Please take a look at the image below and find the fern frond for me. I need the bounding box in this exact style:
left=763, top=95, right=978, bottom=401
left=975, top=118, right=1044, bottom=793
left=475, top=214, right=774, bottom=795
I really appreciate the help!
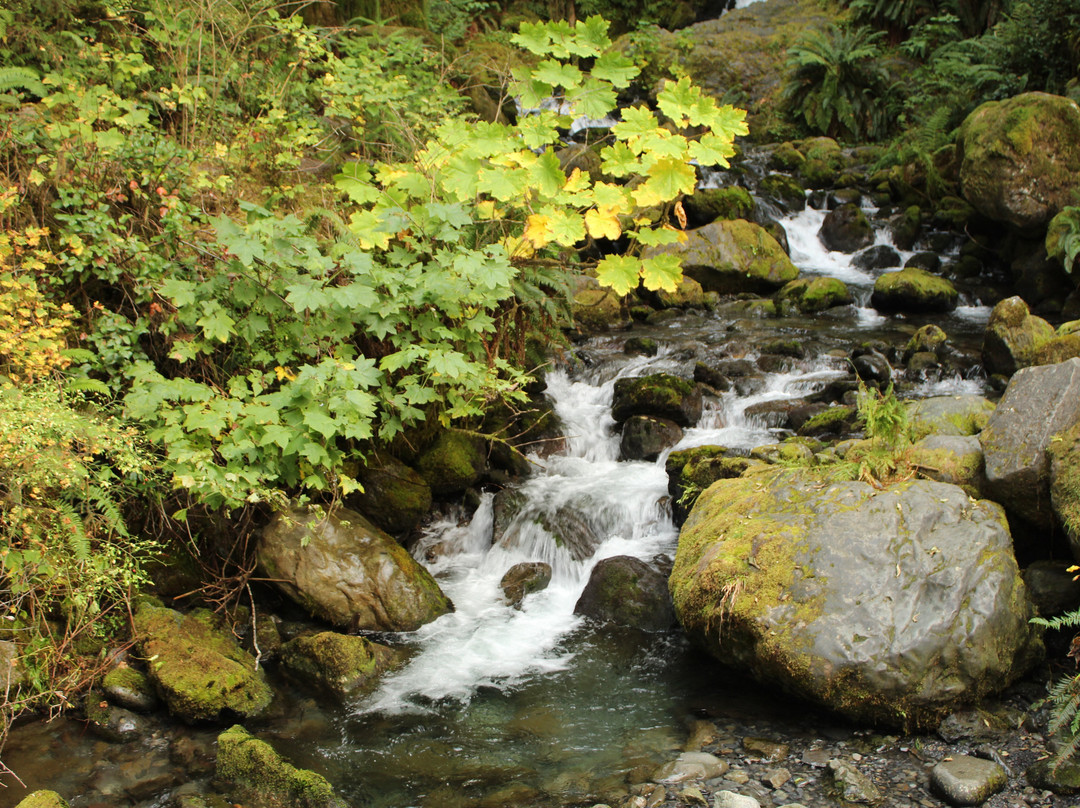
left=0, top=66, right=46, bottom=98
left=1032, top=609, right=1080, bottom=631
left=53, top=501, right=91, bottom=562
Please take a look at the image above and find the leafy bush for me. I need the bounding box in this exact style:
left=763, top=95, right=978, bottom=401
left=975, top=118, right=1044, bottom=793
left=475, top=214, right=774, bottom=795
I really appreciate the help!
left=1032, top=596, right=1080, bottom=770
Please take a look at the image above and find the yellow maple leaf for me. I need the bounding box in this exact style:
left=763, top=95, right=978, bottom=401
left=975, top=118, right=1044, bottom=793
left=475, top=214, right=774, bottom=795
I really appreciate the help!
left=524, top=214, right=553, bottom=248
left=585, top=206, right=622, bottom=240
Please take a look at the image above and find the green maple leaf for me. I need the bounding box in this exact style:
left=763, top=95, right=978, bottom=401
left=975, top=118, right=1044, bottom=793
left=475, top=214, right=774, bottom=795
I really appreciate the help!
left=612, top=105, right=658, bottom=140
left=595, top=255, right=641, bottom=295
left=689, top=134, right=737, bottom=167
left=636, top=130, right=689, bottom=160
left=591, top=51, right=638, bottom=88
left=574, top=16, right=612, bottom=54
left=478, top=166, right=528, bottom=201
left=571, top=77, right=617, bottom=120
left=531, top=149, right=567, bottom=198
left=634, top=226, right=685, bottom=247
left=547, top=207, right=586, bottom=245
left=512, top=21, right=552, bottom=54
left=640, top=253, right=683, bottom=292
left=641, top=157, right=697, bottom=202
left=286, top=280, right=331, bottom=312
left=600, top=142, right=641, bottom=177
left=592, top=181, right=630, bottom=209
left=158, top=278, right=196, bottom=308
left=334, top=162, right=379, bottom=204
left=510, top=67, right=554, bottom=110
left=533, top=59, right=583, bottom=90
left=517, top=112, right=561, bottom=149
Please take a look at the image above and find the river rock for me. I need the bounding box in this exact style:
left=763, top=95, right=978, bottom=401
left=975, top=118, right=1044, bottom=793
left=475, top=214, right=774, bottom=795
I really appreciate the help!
left=907, top=395, right=995, bottom=437
left=500, top=561, right=552, bottom=607
left=684, top=186, right=755, bottom=226
left=980, top=358, right=1080, bottom=529
left=612, top=374, right=702, bottom=427
left=871, top=267, right=959, bottom=314
left=981, top=296, right=1056, bottom=376
left=666, top=446, right=758, bottom=525
left=852, top=244, right=901, bottom=270
left=904, top=324, right=949, bottom=360
left=827, top=759, right=881, bottom=804
left=259, top=505, right=453, bottom=632
left=102, top=665, right=158, bottom=713
left=620, top=415, right=684, bottom=462
left=818, top=204, right=873, bottom=253
left=655, top=276, right=706, bottom=309
left=652, top=751, right=728, bottom=784
left=851, top=349, right=891, bottom=385
left=1027, top=758, right=1080, bottom=795
left=279, top=631, right=402, bottom=699
left=670, top=471, right=1041, bottom=726
left=958, top=92, right=1080, bottom=231
left=759, top=173, right=806, bottom=212
left=641, top=220, right=798, bottom=295
left=83, top=694, right=149, bottom=743
left=713, top=793, right=759, bottom=808
left=574, top=555, right=675, bottom=631
left=910, top=435, right=985, bottom=498
left=930, top=755, right=1007, bottom=805
left=493, top=489, right=601, bottom=562
left=134, top=605, right=273, bottom=723
left=775, top=277, right=852, bottom=314
left=1049, top=418, right=1080, bottom=559
left=416, top=430, right=488, bottom=497
left=13, top=793, right=70, bottom=808
left=572, top=284, right=631, bottom=332
left=348, top=452, right=431, bottom=536
left=216, top=725, right=347, bottom=808
left=1024, top=559, right=1080, bottom=616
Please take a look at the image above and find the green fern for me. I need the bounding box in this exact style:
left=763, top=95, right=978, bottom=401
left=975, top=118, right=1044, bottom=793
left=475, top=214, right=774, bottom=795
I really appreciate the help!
left=54, top=500, right=91, bottom=562
left=0, top=66, right=47, bottom=98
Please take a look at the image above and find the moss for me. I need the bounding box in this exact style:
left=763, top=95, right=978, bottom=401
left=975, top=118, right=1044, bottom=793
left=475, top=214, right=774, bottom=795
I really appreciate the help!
left=102, top=665, right=151, bottom=697
left=686, top=186, right=755, bottom=223
left=572, top=286, right=628, bottom=331
left=759, top=173, right=806, bottom=208
left=770, top=142, right=805, bottom=170
left=13, top=792, right=70, bottom=808
left=797, top=406, right=857, bottom=437
left=416, top=429, right=486, bottom=496
left=279, top=632, right=401, bottom=698
left=1034, top=332, right=1080, bottom=365
left=905, top=324, right=948, bottom=357
left=216, top=725, right=346, bottom=808
left=1049, top=420, right=1080, bottom=541
left=909, top=446, right=984, bottom=498
left=871, top=267, right=958, bottom=314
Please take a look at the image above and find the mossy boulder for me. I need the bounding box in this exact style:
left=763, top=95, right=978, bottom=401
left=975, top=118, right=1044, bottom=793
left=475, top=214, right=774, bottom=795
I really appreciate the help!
left=259, top=505, right=452, bottom=632
left=796, top=405, right=857, bottom=439
left=611, top=373, right=702, bottom=427
left=1049, top=419, right=1080, bottom=561
left=980, top=358, right=1080, bottom=530
left=759, top=173, right=807, bottom=212
left=904, top=324, right=949, bottom=361
left=14, top=792, right=70, bottom=808
left=770, top=141, right=805, bottom=170
left=574, top=555, right=675, bottom=631
left=572, top=285, right=631, bottom=332
left=910, top=435, right=986, bottom=498
left=1033, top=329, right=1080, bottom=366
left=670, top=471, right=1041, bottom=727
left=981, top=296, right=1056, bottom=376
left=665, top=446, right=760, bottom=525
left=216, top=725, right=347, bottom=808
left=134, top=605, right=273, bottom=723
left=799, top=137, right=845, bottom=187
left=654, top=276, right=706, bottom=309
left=683, top=186, right=755, bottom=226
left=500, top=561, right=552, bottom=608
left=907, top=395, right=996, bottom=438
left=819, top=203, right=873, bottom=253
left=871, top=268, right=959, bottom=314
left=415, top=429, right=488, bottom=497
left=958, top=92, right=1080, bottom=231
left=642, top=220, right=798, bottom=295
left=619, top=415, right=684, bottom=462
left=102, top=665, right=158, bottom=712
left=1027, top=758, right=1080, bottom=796
left=279, top=631, right=403, bottom=699
left=347, top=452, right=431, bottom=536
left=775, top=276, right=853, bottom=314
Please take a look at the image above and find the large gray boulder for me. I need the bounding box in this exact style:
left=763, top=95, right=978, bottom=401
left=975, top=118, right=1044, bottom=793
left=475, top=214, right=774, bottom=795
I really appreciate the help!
left=670, top=471, right=1040, bottom=727
left=259, top=505, right=452, bottom=632
left=574, top=555, right=675, bottom=631
left=958, top=92, right=1080, bottom=231
left=980, top=358, right=1080, bottom=528
left=642, top=220, right=798, bottom=295
left=611, top=373, right=703, bottom=427
left=1049, top=419, right=1080, bottom=561
left=981, top=296, right=1056, bottom=376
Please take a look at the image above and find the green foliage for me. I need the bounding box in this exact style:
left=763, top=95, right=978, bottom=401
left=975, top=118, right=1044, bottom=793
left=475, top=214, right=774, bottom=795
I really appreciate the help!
left=991, top=0, right=1080, bottom=94
left=1047, top=206, right=1080, bottom=276
left=857, top=380, right=913, bottom=450
left=426, top=0, right=500, bottom=40
left=1032, top=595, right=1080, bottom=771
left=781, top=24, right=893, bottom=141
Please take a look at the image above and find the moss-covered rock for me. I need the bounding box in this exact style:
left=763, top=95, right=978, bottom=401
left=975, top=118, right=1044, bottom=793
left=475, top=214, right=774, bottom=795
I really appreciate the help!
left=619, top=415, right=684, bottom=462
left=819, top=203, right=873, bottom=253
left=904, top=324, right=949, bottom=361
left=572, top=285, right=631, bottom=332
left=654, top=276, right=706, bottom=309
left=259, top=505, right=452, bottom=632
left=775, top=277, right=853, bottom=314
left=1049, top=418, right=1080, bottom=561
left=759, top=173, right=807, bottom=212
left=134, top=605, right=273, bottom=723
left=770, top=141, right=806, bottom=170
left=871, top=267, right=959, bottom=314
left=643, top=220, right=799, bottom=295
left=611, top=373, right=702, bottom=427
left=1027, top=758, right=1080, bottom=796
left=13, top=792, right=70, bottom=808
left=670, top=471, right=1041, bottom=727
left=216, top=725, right=347, bottom=808
left=684, top=186, right=755, bottom=226
left=279, top=632, right=403, bottom=699
left=981, top=296, right=1057, bottom=376
left=102, top=665, right=158, bottom=713
left=574, top=555, right=675, bottom=631
left=500, top=561, right=552, bottom=608
left=799, top=137, right=845, bottom=187
left=796, top=405, right=857, bottom=438
left=347, top=452, right=431, bottom=536
left=907, top=395, right=996, bottom=438
left=665, top=446, right=760, bottom=524
left=911, top=435, right=986, bottom=498
left=415, top=430, right=487, bottom=497
left=958, top=92, right=1080, bottom=231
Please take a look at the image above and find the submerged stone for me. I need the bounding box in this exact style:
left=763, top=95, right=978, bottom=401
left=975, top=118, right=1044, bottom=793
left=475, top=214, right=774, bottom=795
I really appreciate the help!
left=279, top=632, right=403, bottom=699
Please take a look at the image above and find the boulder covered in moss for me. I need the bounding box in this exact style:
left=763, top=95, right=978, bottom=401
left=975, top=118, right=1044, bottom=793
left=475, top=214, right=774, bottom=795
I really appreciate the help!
left=910, top=435, right=986, bottom=498
left=1049, top=418, right=1080, bottom=561
left=871, top=267, right=959, bottom=314
left=775, top=276, right=853, bottom=314
left=572, top=284, right=631, bottom=332
left=216, top=725, right=347, bottom=808
left=348, top=452, right=431, bottom=536
left=665, top=446, right=759, bottom=525
left=980, top=358, right=1080, bottom=529
left=759, top=173, right=807, bottom=212
left=670, top=471, right=1040, bottom=727
left=619, top=415, right=684, bottom=462
left=981, top=296, right=1056, bottom=376
left=500, top=561, right=552, bottom=608
left=654, top=276, right=706, bottom=310
left=611, top=373, right=702, bottom=427
left=415, top=430, right=488, bottom=497
left=259, top=505, right=452, bottom=632
left=134, top=605, right=273, bottom=723
left=958, top=92, right=1080, bottom=231
left=574, top=555, right=675, bottom=631
left=907, top=395, right=995, bottom=438
left=642, top=220, right=798, bottom=295
left=279, top=632, right=403, bottom=699
left=102, top=665, right=158, bottom=713
left=13, top=792, right=70, bottom=808
left=683, top=186, right=755, bottom=226
left=819, top=203, right=873, bottom=253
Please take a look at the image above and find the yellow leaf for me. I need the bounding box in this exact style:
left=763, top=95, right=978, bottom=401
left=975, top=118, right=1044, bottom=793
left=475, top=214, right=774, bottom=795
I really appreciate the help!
left=501, top=235, right=535, bottom=259
left=524, top=214, right=553, bottom=248
left=275, top=365, right=296, bottom=381
left=585, top=206, right=622, bottom=240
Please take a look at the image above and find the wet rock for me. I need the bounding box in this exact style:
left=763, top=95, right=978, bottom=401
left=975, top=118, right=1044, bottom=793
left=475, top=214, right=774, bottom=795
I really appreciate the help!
left=907, top=395, right=996, bottom=438
left=500, top=561, right=552, bottom=608
left=348, top=452, right=432, bottom=536
left=801, top=749, right=830, bottom=768
left=871, top=267, right=959, bottom=314
left=800, top=137, right=845, bottom=188
left=666, top=446, right=758, bottom=525
left=642, top=220, right=798, bottom=295
left=761, top=767, right=791, bottom=788
left=905, top=251, right=942, bottom=273
left=684, top=186, right=755, bottom=226
left=259, top=505, right=453, bottom=632
left=851, top=349, right=891, bottom=385
left=83, top=694, right=148, bottom=743
left=759, top=173, right=806, bottom=212
left=652, top=751, right=729, bottom=784
left=1024, top=559, right=1080, bottom=616
left=827, top=759, right=881, bottom=803
left=889, top=206, right=922, bottom=251
left=655, top=277, right=707, bottom=309
left=416, top=429, right=488, bottom=496
left=904, top=324, right=949, bottom=360
left=493, top=491, right=601, bottom=562
left=612, top=374, right=703, bottom=427
left=625, top=337, right=659, bottom=357
left=819, top=203, right=873, bottom=253
left=620, top=415, right=684, bottom=462
left=671, top=472, right=1042, bottom=726
left=216, top=725, right=348, bottom=808
left=743, top=737, right=788, bottom=761
left=852, top=244, right=901, bottom=270
left=937, top=707, right=1020, bottom=743
left=574, top=555, right=675, bottom=631
left=775, top=277, right=852, bottom=314
left=958, top=92, right=1080, bottom=231
left=279, top=631, right=403, bottom=699
left=134, top=604, right=272, bottom=723
left=981, top=296, right=1056, bottom=376
left=713, top=792, right=760, bottom=808
left=910, top=435, right=985, bottom=498
left=573, top=284, right=631, bottom=332
left=102, top=665, right=158, bottom=713
left=693, top=362, right=731, bottom=392
left=1026, top=757, right=1080, bottom=795
left=980, top=358, right=1080, bottom=529
left=1049, top=418, right=1080, bottom=559
left=14, top=791, right=70, bottom=808
left=930, top=755, right=1007, bottom=805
